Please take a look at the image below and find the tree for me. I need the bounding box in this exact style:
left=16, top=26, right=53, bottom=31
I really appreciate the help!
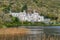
left=21, top=4, right=27, bottom=12
left=0, top=17, right=5, bottom=28
left=3, top=14, right=12, bottom=22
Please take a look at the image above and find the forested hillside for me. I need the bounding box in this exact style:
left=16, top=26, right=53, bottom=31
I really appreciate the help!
left=0, top=0, right=60, bottom=27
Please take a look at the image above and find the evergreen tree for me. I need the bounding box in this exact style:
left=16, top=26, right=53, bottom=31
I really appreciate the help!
left=21, top=4, right=27, bottom=12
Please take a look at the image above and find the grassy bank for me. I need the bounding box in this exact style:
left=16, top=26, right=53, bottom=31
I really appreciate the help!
left=4, top=21, right=49, bottom=27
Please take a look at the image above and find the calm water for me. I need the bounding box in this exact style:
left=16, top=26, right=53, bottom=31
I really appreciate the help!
left=0, top=26, right=60, bottom=40
left=43, top=26, right=60, bottom=35
left=21, top=26, right=60, bottom=35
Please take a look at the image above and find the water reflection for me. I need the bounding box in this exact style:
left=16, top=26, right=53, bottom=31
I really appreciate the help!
left=0, top=26, right=60, bottom=40
left=25, top=26, right=60, bottom=40
left=43, top=26, right=60, bottom=35
left=21, top=26, right=60, bottom=35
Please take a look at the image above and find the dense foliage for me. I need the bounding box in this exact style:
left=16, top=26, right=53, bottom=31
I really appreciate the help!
left=0, top=0, right=60, bottom=27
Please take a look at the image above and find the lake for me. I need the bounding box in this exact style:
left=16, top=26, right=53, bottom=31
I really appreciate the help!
left=43, top=26, right=60, bottom=35
left=0, top=26, right=60, bottom=40
left=20, top=26, right=60, bottom=35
